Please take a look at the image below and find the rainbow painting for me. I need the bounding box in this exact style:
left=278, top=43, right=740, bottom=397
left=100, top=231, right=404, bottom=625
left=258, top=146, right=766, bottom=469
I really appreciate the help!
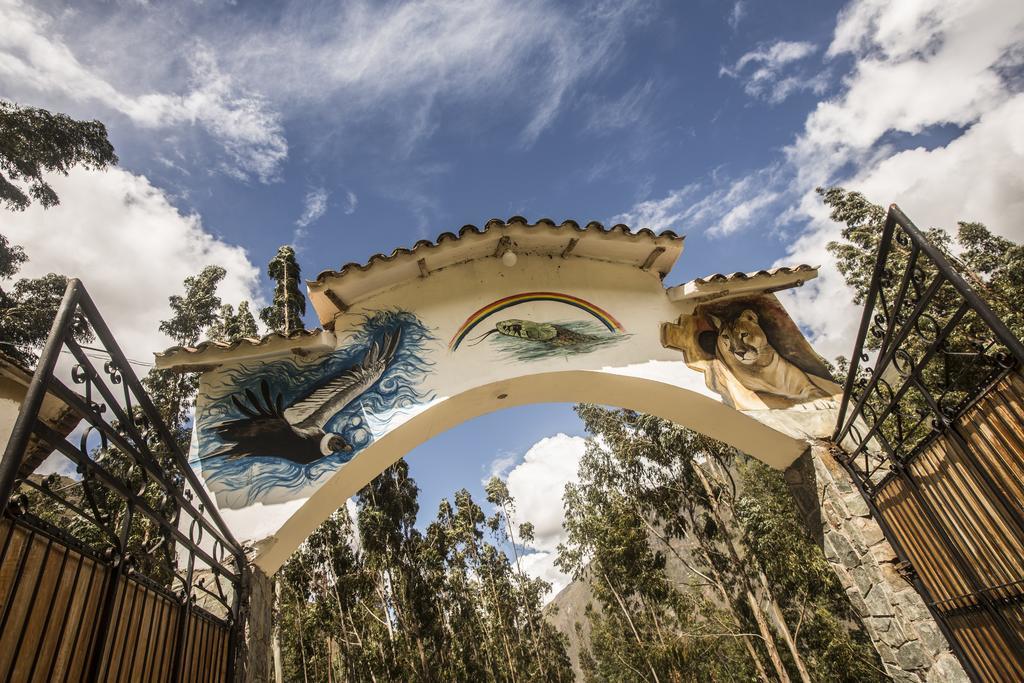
left=449, top=291, right=625, bottom=351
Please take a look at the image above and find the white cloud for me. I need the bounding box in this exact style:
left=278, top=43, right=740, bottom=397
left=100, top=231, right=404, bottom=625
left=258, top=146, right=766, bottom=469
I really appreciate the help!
left=778, top=0, right=1024, bottom=360
left=294, top=187, right=329, bottom=245
left=729, top=41, right=817, bottom=74
left=585, top=80, right=655, bottom=133
left=728, top=1, right=746, bottom=30
left=0, top=0, right=288, bottom=182
left=506, top=434, right=587, bottom=554
left=721, top=40, right=822, bottom=103
left=297, top=188, right=329, bottom=228
left=618, top=0, right=1024, bottom=362
left=343, top=190, right=358, bottom=215
left=613, top=166, right=783, bottom=236
left=501, top=433, right=587, bottom=600
left=520, top=551, right=572, bottom=598
left=243, top=0, right=650, bottom=147
left=1, top=0, right=650, bottom=169
left=612, top=183, right=701, bottom=233
left=484, top=450, right=518, bottom=483
left=1, top=168, right=262, bottom=363
left=788, top=0, right=1021, bottom=188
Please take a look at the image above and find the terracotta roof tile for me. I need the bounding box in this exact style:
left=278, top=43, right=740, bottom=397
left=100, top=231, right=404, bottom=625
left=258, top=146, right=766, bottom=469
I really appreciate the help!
left=311, top=217, right=680, bottom=285
left=689, top=264, right=817, bottom=285
left=155, top=328, right=323, bottom=358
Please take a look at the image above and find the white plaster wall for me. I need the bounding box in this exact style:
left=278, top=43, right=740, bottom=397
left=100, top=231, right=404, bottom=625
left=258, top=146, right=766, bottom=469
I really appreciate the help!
left=191, top=255, right=829, bottom=570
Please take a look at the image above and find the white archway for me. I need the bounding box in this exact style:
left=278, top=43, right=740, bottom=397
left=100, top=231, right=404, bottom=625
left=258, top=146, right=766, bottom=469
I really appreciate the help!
left=157, top=217, right=835, bottom=568
left=253, top=369, right=808, bottom=571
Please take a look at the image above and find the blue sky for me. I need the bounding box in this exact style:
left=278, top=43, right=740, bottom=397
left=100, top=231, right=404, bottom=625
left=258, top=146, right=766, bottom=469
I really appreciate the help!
left=3, top=0, right=1022, bottom=591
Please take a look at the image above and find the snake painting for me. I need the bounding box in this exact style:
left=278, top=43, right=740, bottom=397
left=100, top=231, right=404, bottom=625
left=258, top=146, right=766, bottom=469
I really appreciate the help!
left=466, top=318, right=626, bottom=361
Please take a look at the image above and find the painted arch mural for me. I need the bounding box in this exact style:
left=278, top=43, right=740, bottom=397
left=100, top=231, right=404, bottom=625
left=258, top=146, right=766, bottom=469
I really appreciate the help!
left=157, top=218, right=834, bottom=571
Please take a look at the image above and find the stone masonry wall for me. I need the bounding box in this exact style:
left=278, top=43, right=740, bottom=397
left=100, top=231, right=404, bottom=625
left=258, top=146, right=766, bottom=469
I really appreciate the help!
left=785, top=442, right=967, bottom=683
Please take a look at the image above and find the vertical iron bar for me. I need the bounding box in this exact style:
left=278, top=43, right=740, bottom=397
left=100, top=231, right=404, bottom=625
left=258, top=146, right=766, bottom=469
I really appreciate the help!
left=84, top=555, right=126, bottom=682
left=834, top=211, right=899, bottom=437
left=110, top=578, right=142, bottom=682
left=61, top=557, right=101, bottom=683
left=171, top=553, right=197, bottom=681
left=25, top=543, right=71, bottom=682
left=43, top=550, right=87, bottom=682
left=3, top=536, right=54, bottom=681
left=873, top=242, right=921, bottom=363
left=836, top=271, right=949, bottom=447
left=890, top=206, right=1024, bottom=364
left=0, top=527, right=35, bottom=634
left=0, top=280, right=81, bottom=512
left=136, top=585, right=160, bottom=682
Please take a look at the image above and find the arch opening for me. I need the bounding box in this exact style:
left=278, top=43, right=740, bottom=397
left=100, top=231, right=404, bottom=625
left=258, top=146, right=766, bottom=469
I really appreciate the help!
left=254, top=369, right=807, bottom=572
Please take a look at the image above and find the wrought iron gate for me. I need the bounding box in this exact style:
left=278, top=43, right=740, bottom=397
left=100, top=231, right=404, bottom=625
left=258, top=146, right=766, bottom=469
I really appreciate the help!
left=834, top=206, right=1024, bottom=682
left=0, top=280, right=246, bottom=682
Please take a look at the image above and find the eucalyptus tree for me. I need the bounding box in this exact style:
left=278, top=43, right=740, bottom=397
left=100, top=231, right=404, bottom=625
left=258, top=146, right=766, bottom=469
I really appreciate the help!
left=261, top=245, right=306, bottom=335
left=559, top=405, right=771, bottom=682
left=0, top=240, right=92, bottom=366
left=822, top=186, right=1024, bottom=447
left=559, top=405, right=886, bottom=683
left=144, top=265, right=228, bottom=438
left=275, top=462, right=571, bottom=682
left=823, top=185, right=1024, bottom=342
left=208, top=300, right=259, bottom=343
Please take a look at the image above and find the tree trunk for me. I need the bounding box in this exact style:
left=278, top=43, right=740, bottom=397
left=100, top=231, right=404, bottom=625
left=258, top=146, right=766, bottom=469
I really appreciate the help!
left=272, top=579, right=283, bottom=683
left=691, top=464, right=792, bottom=683
left=469, top=541, right=519, bottom=683
left=698, top=459, right=814, bottom=683
left=598, top=564, right=661, bottom=683
left=642, top=518, right=771, bottom=683
left=500, top=502, right=549, bottom=680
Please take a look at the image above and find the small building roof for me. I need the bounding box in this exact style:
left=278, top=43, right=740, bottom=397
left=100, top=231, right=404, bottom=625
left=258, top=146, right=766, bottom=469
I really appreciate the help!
left=154, top=328, right=335, bottom=371
left=306, top=216, right=683, bottom=326
left=667, top=264, right=818, bottom=305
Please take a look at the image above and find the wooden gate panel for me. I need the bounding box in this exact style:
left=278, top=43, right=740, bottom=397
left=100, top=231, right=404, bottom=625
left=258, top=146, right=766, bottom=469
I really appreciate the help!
left=874, top=477, right=973, bottom=605
left=180, top=608, right=231, bottom=683
left=870, top=372, right=1024, bottom=682
left=0, top=518, right=110, bottom=683
left=908, top=438, right=1024, bottom=595
left=0, top=516, right=234, bottom=682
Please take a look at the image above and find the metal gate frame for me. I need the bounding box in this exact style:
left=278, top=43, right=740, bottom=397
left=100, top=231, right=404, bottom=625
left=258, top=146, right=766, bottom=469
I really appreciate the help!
left=833, top=205, right=1024, bottom=681
left=0, top=279, right=247, bottom=682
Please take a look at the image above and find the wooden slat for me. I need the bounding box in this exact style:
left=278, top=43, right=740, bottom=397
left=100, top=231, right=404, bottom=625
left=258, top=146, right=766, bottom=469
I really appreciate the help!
left=871, top=370, right=1024, bottom=682
left=0, top=520, right=111, bottom=683
left=875, top=477, right=973, bottom=604
left=0, top=518, right=231, bottom=682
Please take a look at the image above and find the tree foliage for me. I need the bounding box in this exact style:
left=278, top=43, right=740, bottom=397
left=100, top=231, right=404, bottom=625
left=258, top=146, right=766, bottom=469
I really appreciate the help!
left=558, top=405, right=886, bottom=683
left=261, top=245, right=306, bottom=335
left=822, top=186, right=1024, bottom=342
left=822, top=186, right=1024, bottom=449
left=144, top=265, right=230, bottom=439
left=208, top=301, right=259, bottom=344
left=0, top=99, right=118, bottom=211
left=276, top=461, right=572, bottom=682
left=0, top=234, right=92, bottom=366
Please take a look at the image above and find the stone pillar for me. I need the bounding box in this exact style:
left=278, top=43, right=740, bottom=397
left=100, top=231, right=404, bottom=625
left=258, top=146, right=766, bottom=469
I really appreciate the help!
left=233, top=560, right=274, bottom=683
left=784, top=442, right=968, bottom=683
